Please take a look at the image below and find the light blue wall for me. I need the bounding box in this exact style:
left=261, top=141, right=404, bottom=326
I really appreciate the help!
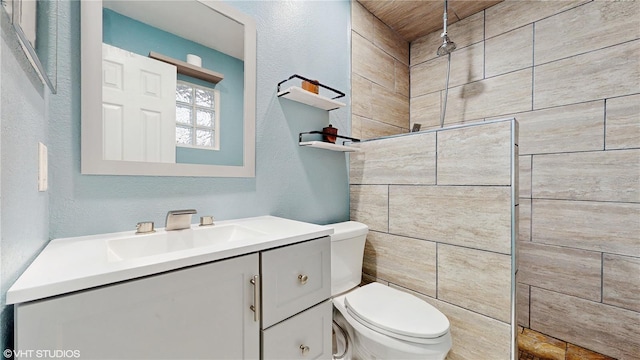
left=102, top=8, right=244, bottom=166
left=0, top=12, right=50, bottom=351
left=49, top=0, right=352, bottom=238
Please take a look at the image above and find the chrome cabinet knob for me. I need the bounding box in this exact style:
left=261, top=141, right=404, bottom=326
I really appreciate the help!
left=300, top=345, right=310, bottom=355
left=298, top=274, right=308, bottom=285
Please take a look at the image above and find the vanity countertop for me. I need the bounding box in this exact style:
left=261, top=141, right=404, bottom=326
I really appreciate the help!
left=7, top=216, right=333, bottom=305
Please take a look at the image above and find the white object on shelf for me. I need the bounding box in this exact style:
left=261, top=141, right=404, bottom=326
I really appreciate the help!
left=299, top=141, right=360, bottom=152
left=278, top=86, right=346, bottom=111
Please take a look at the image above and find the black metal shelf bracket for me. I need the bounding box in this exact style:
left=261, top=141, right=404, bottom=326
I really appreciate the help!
left=277, top=74, right=346, bottom=100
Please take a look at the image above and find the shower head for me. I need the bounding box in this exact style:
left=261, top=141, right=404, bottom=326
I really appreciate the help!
left=437, top=34, right=457, bottom=56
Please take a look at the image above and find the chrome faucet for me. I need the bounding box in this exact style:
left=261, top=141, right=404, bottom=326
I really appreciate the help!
left=165, top=209, right=197, bottom=231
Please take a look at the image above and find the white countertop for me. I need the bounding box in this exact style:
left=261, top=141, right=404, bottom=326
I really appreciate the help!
left=7, top=216, right=333, bottom=305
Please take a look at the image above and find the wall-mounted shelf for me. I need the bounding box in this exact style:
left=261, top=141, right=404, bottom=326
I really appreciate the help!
left=298, top=131, right=360, bottom=152
left=299, top=141, right=360, bottom=152
left=277, top=74, right=346, bottom=111
left=149, top=52, right=224, bottom=84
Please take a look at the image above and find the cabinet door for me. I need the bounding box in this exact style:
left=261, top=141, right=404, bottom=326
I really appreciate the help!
left=15, top=254, right=260, bottom=360
left=262, top=300, right=333, bottom=360
left=261, top=237, right=331, bottom=328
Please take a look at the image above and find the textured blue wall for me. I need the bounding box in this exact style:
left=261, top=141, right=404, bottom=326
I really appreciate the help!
left=0, top=13, right=50, bottom=351
left=48, top=0, right=351, bottom=238
left=102, top=8, right=244, bottom=166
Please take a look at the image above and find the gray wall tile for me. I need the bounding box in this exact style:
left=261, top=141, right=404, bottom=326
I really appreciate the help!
left=530, top=287, right=640, bottom=359
left=606, top=94, right=640, bottom=150
left=438, top=244, right=512, bottom=322
left=352, top=32, right=395, bottom=89
left=437, top=120, right=513, bottom=185
left=517, top=283, right=530, bottom=328
left=518, top=242, right=602, bottom=301
left=485, top=25, right=533, bottom=78
left=603, top=254, right=640, bottom=312
left=389, top=185, right=512, bottom=254
left=519, top=155, right=532, bottom=198
left=532, top=199, right=640, bottom=257
left=532, top=150, right=640, bottom=203
left=518, top=198, right=531, bottom=242
left=349, top=185, right=388, bottom=233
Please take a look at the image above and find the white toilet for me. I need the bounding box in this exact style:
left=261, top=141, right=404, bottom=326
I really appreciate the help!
left=327, top=221, right=452, bottom=360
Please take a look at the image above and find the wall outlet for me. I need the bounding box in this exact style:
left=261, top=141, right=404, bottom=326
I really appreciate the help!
left=38, top=142, right=48, bottom=192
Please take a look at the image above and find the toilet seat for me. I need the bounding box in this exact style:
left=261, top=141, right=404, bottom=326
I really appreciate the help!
left=344, top=283, right=450, bottom=344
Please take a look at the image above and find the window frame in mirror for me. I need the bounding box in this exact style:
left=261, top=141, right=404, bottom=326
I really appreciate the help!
left=80, top=0, right=256, bottom=177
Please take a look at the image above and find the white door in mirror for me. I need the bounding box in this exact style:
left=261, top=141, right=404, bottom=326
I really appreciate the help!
left=102, top=43, right=177, bottom=163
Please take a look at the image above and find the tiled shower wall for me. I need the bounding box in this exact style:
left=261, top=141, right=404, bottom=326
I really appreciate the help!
left=351, top=1, right=410, bottom=139
left=351, top=1, right=639, bottom=359
left=350, top=119, right=518, bottom=360
left=406, top=1, right=638, bottom=359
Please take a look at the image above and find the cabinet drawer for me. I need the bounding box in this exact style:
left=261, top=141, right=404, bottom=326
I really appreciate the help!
left=262, top=300, right=332, bottom=360
left=261, top=237, right=331, bottom=328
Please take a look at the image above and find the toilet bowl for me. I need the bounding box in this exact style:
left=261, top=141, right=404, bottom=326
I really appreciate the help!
left=327, top=221, right=452, bottom=360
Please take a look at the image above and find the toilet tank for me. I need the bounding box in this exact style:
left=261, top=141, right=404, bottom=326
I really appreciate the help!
left=326, top=221, right=369, bottom=296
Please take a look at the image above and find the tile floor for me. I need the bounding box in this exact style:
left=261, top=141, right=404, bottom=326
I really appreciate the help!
left=518, top=327, right=616, bottom=360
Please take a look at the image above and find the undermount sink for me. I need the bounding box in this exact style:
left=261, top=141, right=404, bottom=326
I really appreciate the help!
left=107, top=224, right=267, bottom=261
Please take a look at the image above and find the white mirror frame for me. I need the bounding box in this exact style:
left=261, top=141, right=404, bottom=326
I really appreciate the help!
left=81, top=0, right=256, bottom=177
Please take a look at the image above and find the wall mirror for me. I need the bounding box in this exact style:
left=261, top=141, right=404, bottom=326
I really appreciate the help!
left=81, top=0, right=256, bottom=177
left=3, top=0, right=58, bottom=92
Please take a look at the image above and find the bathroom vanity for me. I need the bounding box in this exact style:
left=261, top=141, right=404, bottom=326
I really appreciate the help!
left=7, top=216, right=333, bottom=359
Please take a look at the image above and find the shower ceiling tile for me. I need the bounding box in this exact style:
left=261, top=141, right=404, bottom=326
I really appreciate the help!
left=350, top=132, right=436, bottom=185
left=363, top=231, right=436, bottom=297
left=437, top=120, right=512, bottom=186
left=389, top=185, right=512, bottom=254
left=438, top=244, right=512, bottom=322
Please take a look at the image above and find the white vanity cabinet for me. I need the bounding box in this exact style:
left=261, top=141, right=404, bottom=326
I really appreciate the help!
left=261, top=237, right=333, bottom=360
left=13, top=234, right=332, bottom=360
left=14, top=254, right=260, bottom=360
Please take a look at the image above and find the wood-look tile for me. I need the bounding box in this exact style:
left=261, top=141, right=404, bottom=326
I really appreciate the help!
left=532, top=149, right=640, bottom=203
left=518, top=242, right=602, bottom=301
left=437, top=120, right=513, bottom=186
left=516, top=101, right=605, bottom=155
left=389, top=185, right=513, bottom=254
left=410, top=11, right=485, bottom=66
left=359, top=117, right=406, bottom=140
left=352, top=32, right=395, bottom=90
left=519, top=155, right=532, bottom=198
left=485, top=0, right=588, bottom=39
left=395, top=287, right=511, bottom=360
left=350, top=132, right=436, bottom=185
left=534, top=40, right=640, bottom=109
left=363, top=231, right=437, bottom=296
left=373, top=16, right=409, bottom=65
left=535, top=1, right=640, bottom=65
left=530, top=287, right=640, bottom=360
left=532, top=199, right=640, bottom=257
left=371, top=82, right=409, bottom=129
left=565, top=343, right=616, bottom=360
left=410, top=42, right=484, bottom=97
left=603, top=254, right=640, bottom=312
left=410, top=92, right=441, bottom=130
left=606, top=94, right=640, bottom=150
left=438, top=244, right=512, bottom=322
left=394, top=60, right=409, bottom=97
left=351, top=73, right=372, bottom=119
left=517, top=283, right=530, bottom=328
left=486, top=25, right=533, bottom=78
left=518, top=328, right=567, bottom=360
left=445, top=68, right=532, bottom=124
left=351, top=1, right=373, bottom=40
left=349, top=185, right=388, bottom=233
left=518, top=198, right=531, bottom=242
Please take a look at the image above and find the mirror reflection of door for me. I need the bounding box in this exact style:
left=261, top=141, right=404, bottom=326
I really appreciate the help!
left=102, top=44, right=177, bottom=163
